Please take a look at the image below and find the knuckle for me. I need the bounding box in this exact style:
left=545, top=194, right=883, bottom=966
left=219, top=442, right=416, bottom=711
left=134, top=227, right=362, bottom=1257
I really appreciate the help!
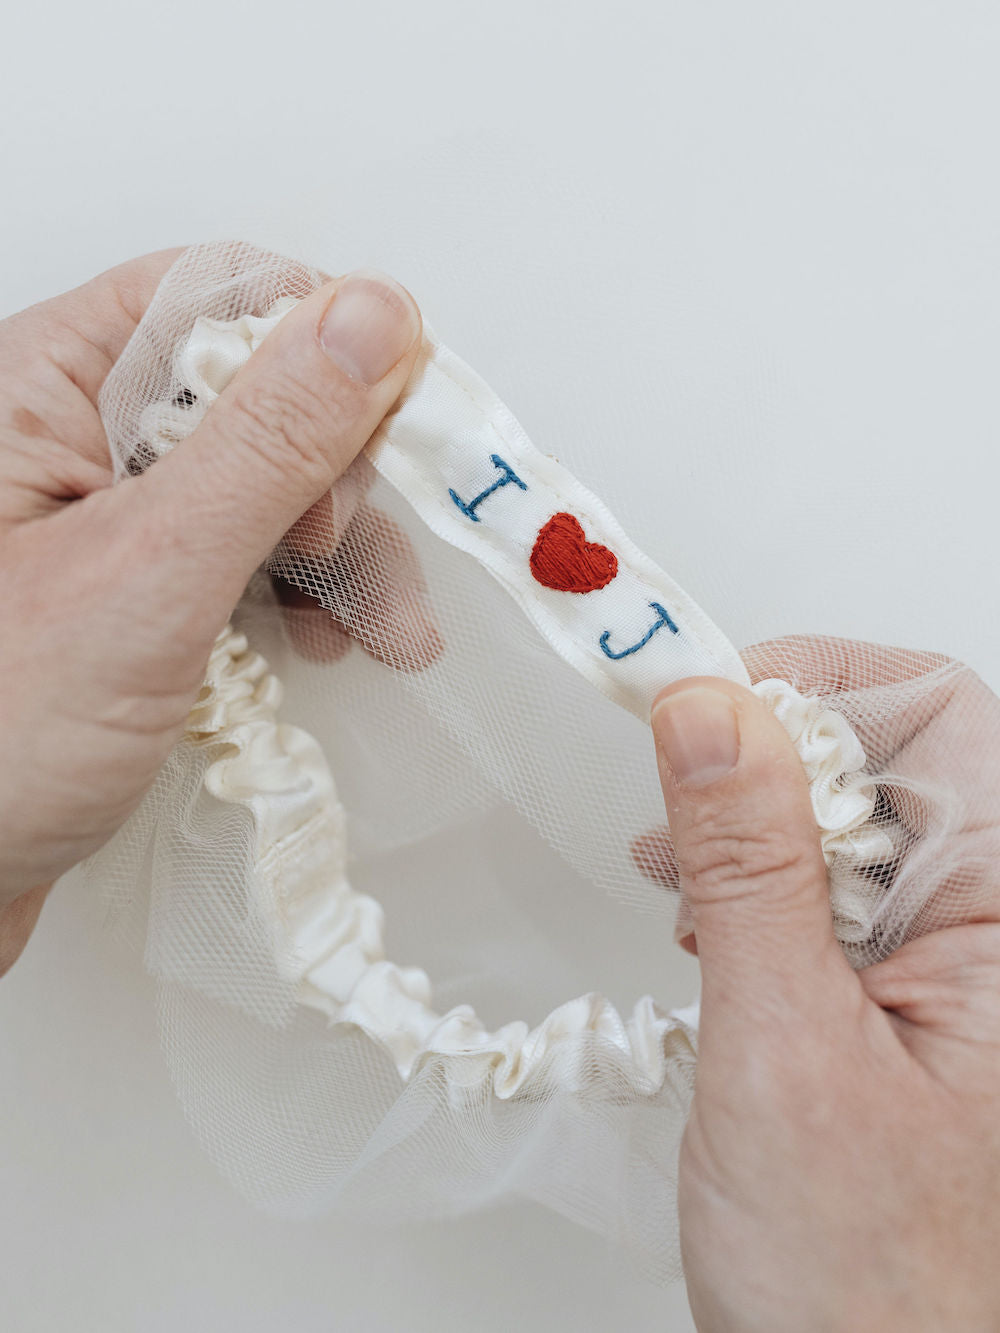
left=224, top=371, right=353, bottom=486
left=677, top=813, right=815, bottom=904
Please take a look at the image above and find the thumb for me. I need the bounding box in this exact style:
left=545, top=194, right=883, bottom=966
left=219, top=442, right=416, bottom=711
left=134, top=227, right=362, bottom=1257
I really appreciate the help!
left=651, top=678, right=855, bottom=1031
left=125, top=269, right=421, bottom=617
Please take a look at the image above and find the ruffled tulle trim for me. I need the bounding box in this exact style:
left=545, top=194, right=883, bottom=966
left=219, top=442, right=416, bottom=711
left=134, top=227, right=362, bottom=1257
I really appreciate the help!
left=188, top=625, right=700, bottom=1099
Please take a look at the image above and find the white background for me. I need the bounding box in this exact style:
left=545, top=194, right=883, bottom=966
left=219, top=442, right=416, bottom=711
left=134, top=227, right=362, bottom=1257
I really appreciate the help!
left=2, top=2, right=999, bottom=1330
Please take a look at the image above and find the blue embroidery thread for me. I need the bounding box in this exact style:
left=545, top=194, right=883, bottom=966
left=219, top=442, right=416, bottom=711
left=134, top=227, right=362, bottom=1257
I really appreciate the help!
left=600, top=602, right=679, bottom=660
left=449, top=454, right=527, bottom=522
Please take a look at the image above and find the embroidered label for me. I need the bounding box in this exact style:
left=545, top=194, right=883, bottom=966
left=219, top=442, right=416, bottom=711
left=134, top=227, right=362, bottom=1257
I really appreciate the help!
left=366, top=336, right=751, bottom=719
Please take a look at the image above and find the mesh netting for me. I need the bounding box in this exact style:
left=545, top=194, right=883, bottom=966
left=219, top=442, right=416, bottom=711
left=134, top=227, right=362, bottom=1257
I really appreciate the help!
left=84, top=242, right=1000, bottom=1284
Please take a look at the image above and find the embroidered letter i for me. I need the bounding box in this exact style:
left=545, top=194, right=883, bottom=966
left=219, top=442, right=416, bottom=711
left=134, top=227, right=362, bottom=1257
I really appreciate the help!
left=450, top=454, right=527, bottom=522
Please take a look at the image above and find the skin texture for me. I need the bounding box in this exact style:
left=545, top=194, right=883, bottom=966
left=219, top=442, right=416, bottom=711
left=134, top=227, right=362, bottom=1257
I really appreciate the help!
left=2, top=255, right=1000, bottom=1329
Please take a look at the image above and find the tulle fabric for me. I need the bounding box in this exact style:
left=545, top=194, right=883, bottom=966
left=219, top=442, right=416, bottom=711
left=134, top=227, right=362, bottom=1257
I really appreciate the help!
left=84, top=242, right=1000, bottom=1284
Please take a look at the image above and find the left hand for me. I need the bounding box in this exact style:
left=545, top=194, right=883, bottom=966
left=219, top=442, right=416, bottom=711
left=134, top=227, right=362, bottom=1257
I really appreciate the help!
left=642, top=644, right=1000, bottom=1330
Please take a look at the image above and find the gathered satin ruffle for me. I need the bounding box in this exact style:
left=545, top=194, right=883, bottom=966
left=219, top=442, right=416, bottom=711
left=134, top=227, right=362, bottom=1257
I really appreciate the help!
left=188, top=625, right=700, bottom=1099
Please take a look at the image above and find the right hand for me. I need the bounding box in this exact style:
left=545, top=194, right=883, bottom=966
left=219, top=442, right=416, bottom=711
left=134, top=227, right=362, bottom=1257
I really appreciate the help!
left=0, top=255, right=423, bottom=971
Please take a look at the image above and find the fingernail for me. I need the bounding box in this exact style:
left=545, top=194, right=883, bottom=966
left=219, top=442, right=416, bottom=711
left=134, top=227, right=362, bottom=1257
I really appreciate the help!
left=651, top=686, right=740, bottom=788
left=319, top=270, right=420, bottom=385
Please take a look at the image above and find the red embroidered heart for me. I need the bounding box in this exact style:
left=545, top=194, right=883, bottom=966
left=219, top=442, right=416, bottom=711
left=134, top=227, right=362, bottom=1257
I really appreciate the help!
left=529, top=512, right=618, bottom=593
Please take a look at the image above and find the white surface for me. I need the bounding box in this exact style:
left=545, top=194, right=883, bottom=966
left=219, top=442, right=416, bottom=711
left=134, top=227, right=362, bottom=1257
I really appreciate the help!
left=2, top=1, right=999, bottom=1329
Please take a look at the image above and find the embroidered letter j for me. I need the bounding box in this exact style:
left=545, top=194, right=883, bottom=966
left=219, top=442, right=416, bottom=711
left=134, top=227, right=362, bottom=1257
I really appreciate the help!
left=600, top=601, right=679, bottom=660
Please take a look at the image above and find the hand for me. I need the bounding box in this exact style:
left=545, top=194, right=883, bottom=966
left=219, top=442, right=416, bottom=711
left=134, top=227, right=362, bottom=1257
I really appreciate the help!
left=650, top=645, right=1000, bottom=1331
left=0, top=253, right=423, bottom=972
